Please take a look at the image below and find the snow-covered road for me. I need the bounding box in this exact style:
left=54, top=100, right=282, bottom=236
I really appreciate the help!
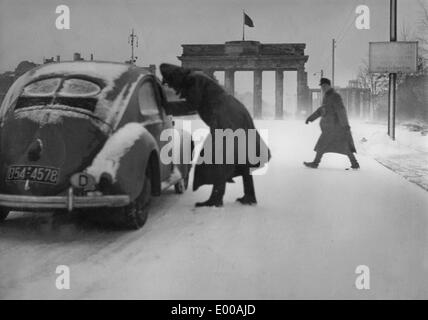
left=1, top=120, right=427, bottom=299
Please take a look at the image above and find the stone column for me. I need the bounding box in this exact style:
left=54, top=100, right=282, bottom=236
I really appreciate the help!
left=253, top=70, right=262, bottom=119
left=224, top=69, right=235, bottom=95
left=275, top=70, right=284, bottom=119
left=296, top=68, right=309, bottom=117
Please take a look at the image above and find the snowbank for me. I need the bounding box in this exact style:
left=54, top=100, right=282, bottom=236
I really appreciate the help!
left=352, top=120, right=428, bottom=191
left=353, top=121, right=428, bottom=156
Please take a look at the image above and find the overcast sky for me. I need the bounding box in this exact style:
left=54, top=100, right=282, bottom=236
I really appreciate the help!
left=0, top=0, right=425, bottom=91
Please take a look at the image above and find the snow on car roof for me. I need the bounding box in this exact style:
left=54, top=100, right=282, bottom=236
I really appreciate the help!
left=0, top=61, right=152, bottom=131
left=28, top=61, right=135, bottom=81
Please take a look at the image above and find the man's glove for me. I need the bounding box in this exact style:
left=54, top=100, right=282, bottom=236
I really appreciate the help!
left=305, top=118, right=311, bottom=124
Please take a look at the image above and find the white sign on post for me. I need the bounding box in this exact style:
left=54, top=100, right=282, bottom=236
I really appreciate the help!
left=369, top=42, right=418, bottom=73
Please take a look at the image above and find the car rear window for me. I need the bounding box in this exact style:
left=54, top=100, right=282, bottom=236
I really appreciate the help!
left=23, top=78, right=61, bottom=96
left=59, top=79, right=101, bottom=97
left=16, top=78, right=100, bottom=112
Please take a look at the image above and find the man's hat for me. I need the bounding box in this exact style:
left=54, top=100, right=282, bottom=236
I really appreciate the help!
left=319, top=78, right=331, bottom=86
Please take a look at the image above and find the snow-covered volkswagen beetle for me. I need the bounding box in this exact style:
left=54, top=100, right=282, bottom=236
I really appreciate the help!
left=0, top=61, right=192, bottom=229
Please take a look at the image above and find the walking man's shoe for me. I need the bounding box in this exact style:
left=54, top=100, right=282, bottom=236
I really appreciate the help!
left=351, top=162, right=360, bottom=170
left=303, top=161, right=319, bottom=169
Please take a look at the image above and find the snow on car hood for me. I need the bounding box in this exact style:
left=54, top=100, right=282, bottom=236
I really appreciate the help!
left=0, top=61, right=148, bottom=131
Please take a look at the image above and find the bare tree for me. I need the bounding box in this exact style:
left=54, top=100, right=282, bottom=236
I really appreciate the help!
left=357, top=60, right=389, bottom=96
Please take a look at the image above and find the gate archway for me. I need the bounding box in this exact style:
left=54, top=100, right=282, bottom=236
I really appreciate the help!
left=178, top=40, right=310, bottom=119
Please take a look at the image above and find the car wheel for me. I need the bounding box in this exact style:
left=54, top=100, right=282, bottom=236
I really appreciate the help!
left=122, top=175, right=151, bottom=230
left=0, top=208, right=9, bottom=222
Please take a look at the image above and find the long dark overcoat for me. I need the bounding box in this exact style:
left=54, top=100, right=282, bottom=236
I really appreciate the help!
left=160, top=64, right=271, bottom=191
left=307, top=88, right=356, bottom=155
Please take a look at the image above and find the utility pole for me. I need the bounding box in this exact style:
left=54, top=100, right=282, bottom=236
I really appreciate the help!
left=128, top=28, right=139, bottom=65
left=332, top=39, right=336, bottom=87
left=388, top=0, right=397, bottom=140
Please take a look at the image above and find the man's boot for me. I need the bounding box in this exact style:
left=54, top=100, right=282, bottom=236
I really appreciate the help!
left=304, top=152, right=322, bottom=169
left=236, top=171, right=257, bottom=205
left=195, top=183, right=225, bottom=207
left=350, top=162, right=360, bottom=169
left=348, top=153, right=360, bottom=170
left=303, top=161, right=319, bottom=168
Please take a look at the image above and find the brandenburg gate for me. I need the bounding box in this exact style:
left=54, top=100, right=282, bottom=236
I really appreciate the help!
left=178, top=40, right=310, bottom=119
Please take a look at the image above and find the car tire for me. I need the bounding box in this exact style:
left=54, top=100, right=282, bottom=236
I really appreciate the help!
left=122, top=174, right=151, bottom=230
left=0, top=208, right=9, bottom=222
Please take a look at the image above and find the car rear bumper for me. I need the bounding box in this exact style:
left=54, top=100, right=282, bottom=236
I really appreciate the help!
left=0, top=190, right=130, bottom=211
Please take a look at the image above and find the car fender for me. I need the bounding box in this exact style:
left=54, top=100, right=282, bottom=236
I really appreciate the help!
left=86, top=122, right=160, bottom=201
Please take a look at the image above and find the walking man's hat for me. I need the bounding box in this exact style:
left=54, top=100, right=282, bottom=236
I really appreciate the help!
left=319, top=78, right=331, bottom=86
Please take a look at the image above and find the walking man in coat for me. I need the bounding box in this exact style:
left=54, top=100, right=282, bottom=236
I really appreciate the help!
left=304, top=78, right=360, bottom=169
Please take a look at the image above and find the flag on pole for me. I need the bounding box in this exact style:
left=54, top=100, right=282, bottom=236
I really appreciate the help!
left=244, top=12, right=254, bottom=27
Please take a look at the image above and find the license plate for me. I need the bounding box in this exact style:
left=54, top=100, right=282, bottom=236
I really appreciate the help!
left=6, top=165, right=59, bottom=184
